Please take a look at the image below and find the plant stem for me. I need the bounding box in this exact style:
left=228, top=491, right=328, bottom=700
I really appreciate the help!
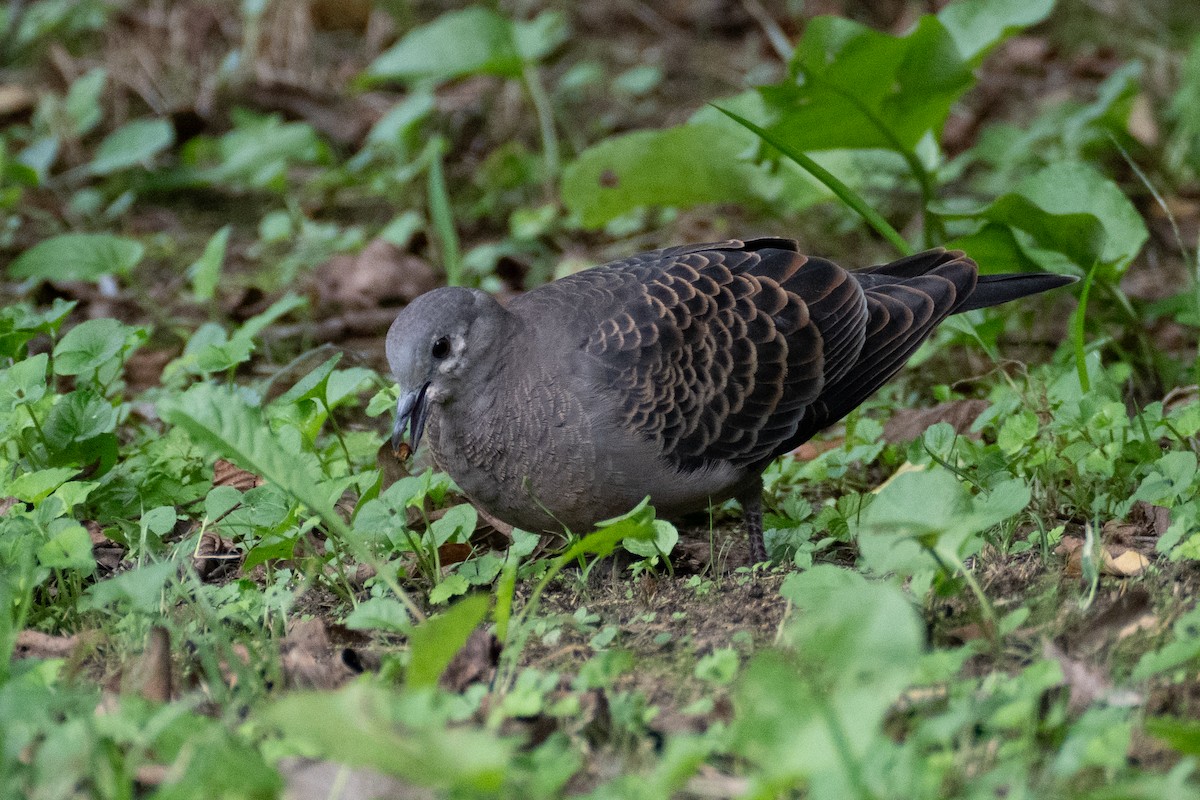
left=713, top=106, right=912, bottom=257
left=521, top=62, right=560, bottom=192
left=426, top=137, right=462, bottom=287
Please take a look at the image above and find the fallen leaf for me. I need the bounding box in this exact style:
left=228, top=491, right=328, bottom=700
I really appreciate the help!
left=192, top=528, right=241, bottom=582
left=124, top=627, right=173, bottom=703
left=278, top=757, right=435, bottom=800
left=14, top=630, right=81, bottom=660
left=281, top=618, right=361, bottom=689
left=882, top=399, right=990, bottom=444
left=1043, top=640, right=1116, bottom=715
left=439, top=628, right=500, bottom=693
left=213, top=459, right=263, bottom=491
left=314, top=239, right=439, bottom=311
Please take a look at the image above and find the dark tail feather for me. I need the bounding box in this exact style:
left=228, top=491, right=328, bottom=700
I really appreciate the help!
left=957, top=272, right=1077, bottom=312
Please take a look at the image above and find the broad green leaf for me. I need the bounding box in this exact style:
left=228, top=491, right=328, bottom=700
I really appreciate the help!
left=188, top=225, right=230, bottom=302
left=52, top=318, right=130, bottom=376
left=367, top=7, right=563, bottom=84
left=9, top=234, right=144, bottom=282
left=344, top=596, right=410, bottom=633
left=43, top=390, right=117, bottom=454
left=944, top=163, right=1145, bottom=277
left=623, top=519, right=679, bottom=559
left=37, top=521, right=94, bottom=572
left=0, top=353, right=49, bottom=411
left=157, top=383, right=332, bottom=519
left=64, top=68, right=106, bottom=137
left=85, top=560, right=175, bottom=612
left=937, top=0, right=1055, bottom=63
left=261, top=681, right=513, bottom=791
left=1145, top=716, right=1200, bottom=755
left=89, top=118, right=174, bottom=175
left=429, top=503, right=477, bottom=547
left=562, top=124, right=765, bottom=228
left=732, top=567, right=922, bottom=789
left=856, top=468, right=1030, bottom=576
left=405, top=593, right=490, bottom=688
left=764, top=14, right=973, bottom=152
left=6, top=468, right=79, bottom=504
left=427, top=573, right=470, bottom=605
left=273, top=353, right=342, bottom=407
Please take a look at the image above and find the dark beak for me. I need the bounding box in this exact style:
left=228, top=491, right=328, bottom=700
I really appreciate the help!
left=392, top=383, right=430, bottom=453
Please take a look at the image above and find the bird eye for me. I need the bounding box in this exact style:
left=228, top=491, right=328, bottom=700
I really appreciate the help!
left=431, top=336, right=451, bottom=359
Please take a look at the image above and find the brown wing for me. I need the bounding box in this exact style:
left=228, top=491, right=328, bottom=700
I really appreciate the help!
left=531, top=238, right=869, bottom=472
left=782, top=249, right=978, bottom=449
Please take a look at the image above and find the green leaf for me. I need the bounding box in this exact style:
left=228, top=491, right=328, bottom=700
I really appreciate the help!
left=157, top=383, right=331, bottom=519
left=9, top=234, right=144, bottom=282
left=1145, top=716, right=1200, bottom=755
left=733, top=566, right=922, bottom=789
left=429, top=503, right=477, bottom=548
left=428, top=574, right=471, bottom=605
left=43, top=390, right=117, bottom=452
left=937, top=0, right=1055, bottom=63
left=623, top=519, right=679, bottom=559
left=0, top=353, right=49, bottom=411
left=764, top=14, right=973, bottom=152
left=89, top=118, right=174, bottom=175
left=52, top=318, right=130, bottom=376
left=273, top=353, right=342, bottom=407
left=6, top=468, right=80, bottom=504
left=367, top=7, right=564, bottom=84
left=64, top=68, right=106, bottom=137
left=406, top=593, right=490, bottom=688
left=260, top=682, right=513, bottom=791
left=559, top=498, right=658, bottom=562
left=950, top=162, right=1147, bottom=276
left=562, top=124, right=763, bottom=228
left=37, top=522, right=94, bottom=573
left=188, top=225, right=230, bottom=302
left=344, top=596, right=410, bottom=633
left=85, top=560, right=175, bottom=612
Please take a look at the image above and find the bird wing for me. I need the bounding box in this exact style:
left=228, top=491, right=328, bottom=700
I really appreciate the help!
left=531, top=238, right=871, bottom=472
left=781, top=249, right=978, bottom=450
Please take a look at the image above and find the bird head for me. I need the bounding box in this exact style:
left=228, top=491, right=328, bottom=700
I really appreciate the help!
left=384, top=287, right=508, bottom=454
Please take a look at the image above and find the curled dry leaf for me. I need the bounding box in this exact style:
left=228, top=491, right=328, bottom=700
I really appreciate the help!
left=1056, top=536, right=1151, bottom=578
left=1042, top=640, right=1120, bottom=715
left=192, top=528, right=241, bottom=582
left=14, top=630, right=82, bottom=660
left=314, top=238, right=439, bottom=311
left=124, top=627, right=173, bottom=703
left=280, top=618, right=363, bottom=690
left=882, top=398, right=990, bottom=444
left=439, top=628, right=501, bottom=693
left=213, top=459, right=264, bottom=491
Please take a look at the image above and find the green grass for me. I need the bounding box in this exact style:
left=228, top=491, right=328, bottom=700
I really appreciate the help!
left=2, top=0, right=1200, bottom=797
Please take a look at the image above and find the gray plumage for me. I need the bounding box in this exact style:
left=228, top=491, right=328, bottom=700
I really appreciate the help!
left=386, top=238, right=1075, bottom=561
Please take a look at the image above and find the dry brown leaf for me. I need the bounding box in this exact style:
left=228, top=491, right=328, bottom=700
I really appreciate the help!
left=14, top=630, right=82, bottom=660
left=279, top=758, right=435, bottom=800
left=192, top=528, right=241, bottom=582
left=124, top=627, right=173, bottom=703
left=439, top=628, right=500, bottom=693
left=314, top=239, right=439, bottom=311
left=0, top=84, right=35, bottom=118
left=1056, top=536, right=1150, bottom=578
left=882, top=399, right=990, bottom=444
left=1043, top=640, right=1114, bottom=715
left=281, top=618, right=360, bottom=689
left=213, top=459, right=263, bottom=491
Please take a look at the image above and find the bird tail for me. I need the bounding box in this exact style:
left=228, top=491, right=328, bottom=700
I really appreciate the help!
left=956, top=272, right=1078, bottom=313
